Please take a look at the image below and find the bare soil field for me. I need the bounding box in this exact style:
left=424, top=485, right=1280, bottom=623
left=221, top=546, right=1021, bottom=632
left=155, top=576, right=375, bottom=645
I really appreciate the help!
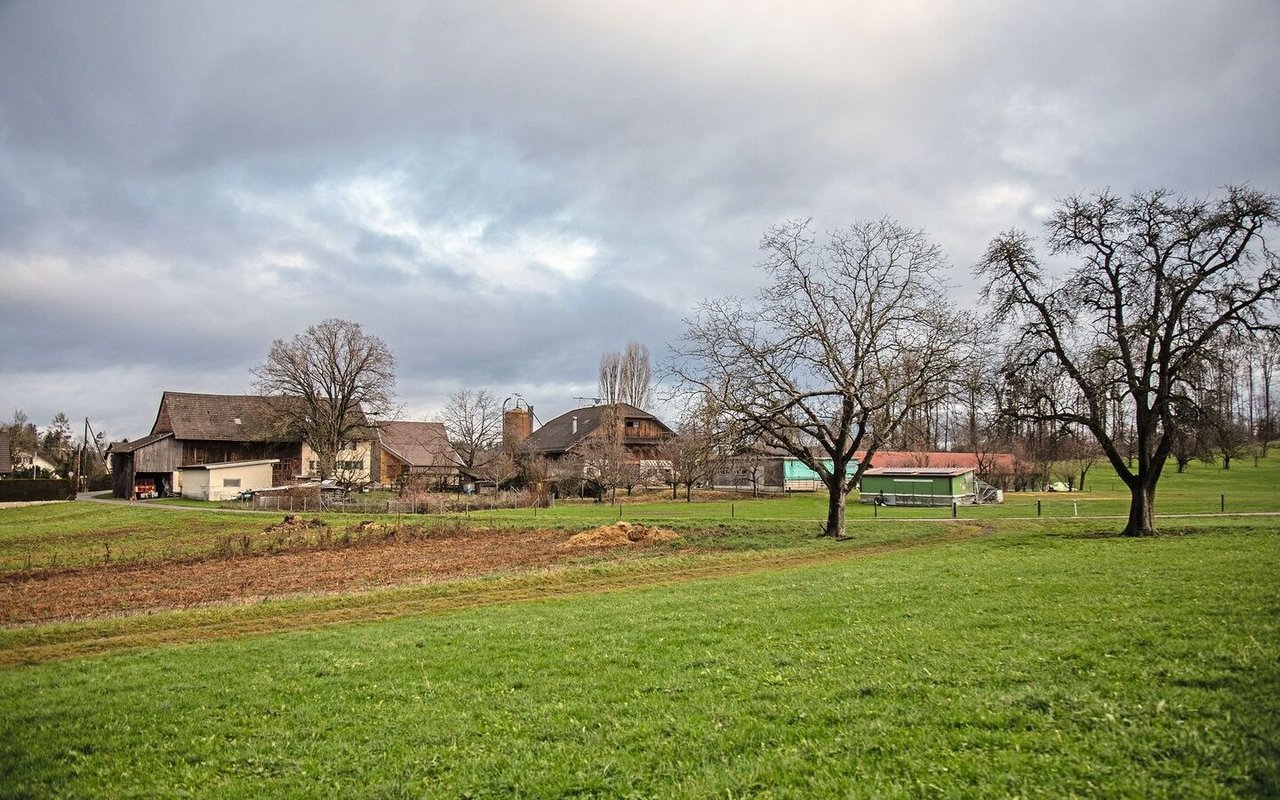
left=0, top=518, right=682, bottom=625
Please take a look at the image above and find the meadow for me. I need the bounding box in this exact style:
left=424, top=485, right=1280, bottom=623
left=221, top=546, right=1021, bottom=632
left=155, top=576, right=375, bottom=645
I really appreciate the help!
left=0, top=457, right=1277, bottom=796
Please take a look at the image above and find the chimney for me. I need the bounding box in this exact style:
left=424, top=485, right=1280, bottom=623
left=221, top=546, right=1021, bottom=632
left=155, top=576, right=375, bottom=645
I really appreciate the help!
left=572, top=416, right=578, bottom=435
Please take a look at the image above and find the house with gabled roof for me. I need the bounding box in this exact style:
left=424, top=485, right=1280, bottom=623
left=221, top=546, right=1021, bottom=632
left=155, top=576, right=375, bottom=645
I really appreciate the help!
left=108, top=391, right=374, bottom=499
left=372, top=420, right=463, bottom=488
left=514, top=403, right=674, bottom=463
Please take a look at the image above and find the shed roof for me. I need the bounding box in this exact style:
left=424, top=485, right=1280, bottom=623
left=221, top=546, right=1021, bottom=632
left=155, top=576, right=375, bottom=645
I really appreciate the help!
left=178, top=459, right=281, bottom=471
left=375, top=421, right=462, bottom=468
left=863, top=467, right=973, bottom=477
left=858, top=450, right=1021, bottom=472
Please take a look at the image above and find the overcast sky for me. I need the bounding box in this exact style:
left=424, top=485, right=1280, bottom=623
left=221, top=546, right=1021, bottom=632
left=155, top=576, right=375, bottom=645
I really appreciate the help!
left=2, top=1, right=1278, bottom=440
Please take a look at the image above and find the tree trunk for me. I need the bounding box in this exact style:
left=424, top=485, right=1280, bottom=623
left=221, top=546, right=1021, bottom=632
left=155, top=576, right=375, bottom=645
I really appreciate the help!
left=823, top=484, right=846, bottom=537
left=685, top=483, right=692, bottom=502
left=1122, top=480, right=1158, bottom=536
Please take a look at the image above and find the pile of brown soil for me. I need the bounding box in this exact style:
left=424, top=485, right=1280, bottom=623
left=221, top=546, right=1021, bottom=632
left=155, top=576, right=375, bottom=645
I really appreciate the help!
left=264, top=514, right=328, bottom=533
left=562, top=521, right=680, bottom=549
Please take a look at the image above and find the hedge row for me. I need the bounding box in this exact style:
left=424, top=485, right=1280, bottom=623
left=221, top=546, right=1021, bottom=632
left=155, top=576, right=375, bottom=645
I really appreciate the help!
left=0, top=479, right=77, bottom=502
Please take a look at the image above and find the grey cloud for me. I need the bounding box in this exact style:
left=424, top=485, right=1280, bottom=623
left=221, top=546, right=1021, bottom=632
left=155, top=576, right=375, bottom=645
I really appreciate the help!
left=2, top=1, right=1278, bottom=436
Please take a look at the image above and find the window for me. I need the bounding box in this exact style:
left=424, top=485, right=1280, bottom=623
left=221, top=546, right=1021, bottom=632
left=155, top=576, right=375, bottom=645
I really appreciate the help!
left=337, top=460, right=363, bottom=472
left=223, top=478, right=241, bottom=488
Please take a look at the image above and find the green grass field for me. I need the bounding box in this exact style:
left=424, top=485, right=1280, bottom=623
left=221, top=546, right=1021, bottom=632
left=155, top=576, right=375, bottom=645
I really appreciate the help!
left=1, top=523, right=1277, bottom=797
left=0, top=457, right=1278, bottom=796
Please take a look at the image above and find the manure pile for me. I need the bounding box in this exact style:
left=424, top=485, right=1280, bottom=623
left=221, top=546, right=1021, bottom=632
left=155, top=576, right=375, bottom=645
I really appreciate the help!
left=562, top=521, right=679, bottom=549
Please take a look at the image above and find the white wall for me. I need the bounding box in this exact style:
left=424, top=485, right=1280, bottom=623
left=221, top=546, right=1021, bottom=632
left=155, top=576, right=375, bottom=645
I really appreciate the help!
left=179, top=462, right=276, bottom=501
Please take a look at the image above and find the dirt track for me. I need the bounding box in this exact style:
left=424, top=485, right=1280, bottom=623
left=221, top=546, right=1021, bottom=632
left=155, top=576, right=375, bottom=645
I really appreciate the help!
left=0, top=521, right=682, bottom=625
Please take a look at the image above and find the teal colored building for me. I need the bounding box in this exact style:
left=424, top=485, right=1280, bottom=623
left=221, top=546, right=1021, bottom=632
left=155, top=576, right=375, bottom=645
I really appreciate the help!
left=782, top=457, right=838, bottom=491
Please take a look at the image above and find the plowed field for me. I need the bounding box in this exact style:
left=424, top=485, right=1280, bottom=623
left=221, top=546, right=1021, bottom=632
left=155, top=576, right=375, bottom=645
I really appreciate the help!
left=0, top=521, right=682, bottom=625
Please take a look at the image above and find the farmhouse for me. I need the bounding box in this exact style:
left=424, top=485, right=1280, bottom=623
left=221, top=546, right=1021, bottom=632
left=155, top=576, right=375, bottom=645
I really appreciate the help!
left=512, top=403, right=674, bottom=465
left=371, top=420, right=463, bottom=488
left=107, top=391, right=374, bottom=499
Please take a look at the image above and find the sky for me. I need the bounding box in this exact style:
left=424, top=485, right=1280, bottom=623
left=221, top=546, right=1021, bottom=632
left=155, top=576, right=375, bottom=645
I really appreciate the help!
left=2, top=0, right=1278, bottom=441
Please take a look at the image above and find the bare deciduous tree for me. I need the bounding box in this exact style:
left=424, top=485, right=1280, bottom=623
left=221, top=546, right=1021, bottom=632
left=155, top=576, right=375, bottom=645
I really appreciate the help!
left=674, top=218, right=973, bottom=538
left=621, top=342, right=653, bottom=409
left=440, top=388, right=502, bottom=471
left=5, top=409, right=38, bottom=476
left=598, top=351, right=622, bottom=406
left=978, top=186, right=1280, bottom=535
left=599, top=342, right=653, bottom=409
left=252, top=319, right=395, bottom=480
left=576, top=432, right=631, bottom=502
left=473, top=448, right=520, bottom=490
left=663, top=401, right=726, bottom=501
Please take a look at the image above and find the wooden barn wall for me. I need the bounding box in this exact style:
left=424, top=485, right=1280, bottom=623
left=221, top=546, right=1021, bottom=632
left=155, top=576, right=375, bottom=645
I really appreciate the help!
left=133, top=438, right=183, bottom=473
left=625, top=419, right=668, bottom=439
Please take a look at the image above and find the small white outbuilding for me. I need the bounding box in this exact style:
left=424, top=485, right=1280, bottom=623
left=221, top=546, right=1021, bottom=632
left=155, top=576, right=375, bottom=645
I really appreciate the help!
left=178, top=459, right=279, bottom=501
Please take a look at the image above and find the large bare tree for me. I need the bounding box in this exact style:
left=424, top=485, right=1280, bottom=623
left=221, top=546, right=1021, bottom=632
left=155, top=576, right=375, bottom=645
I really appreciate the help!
left=440, top=388, right=502, bottom=470
left=252, top=319, right=396, bottom=479
left=599, top=342, right=653, bottom=409
left=978, top=186, right=1280, bottom=536
left=674, top=218, right=972, bottom=538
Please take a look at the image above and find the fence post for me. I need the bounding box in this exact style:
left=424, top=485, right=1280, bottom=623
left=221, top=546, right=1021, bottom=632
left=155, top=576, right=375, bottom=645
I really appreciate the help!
left=952, top=501, right=957, bottom=518
left=731, top=503, right=735, bottom=519
left=1221, top=494, right=1225, bottom=513
left=1036, top=500, right=1041, bottom=517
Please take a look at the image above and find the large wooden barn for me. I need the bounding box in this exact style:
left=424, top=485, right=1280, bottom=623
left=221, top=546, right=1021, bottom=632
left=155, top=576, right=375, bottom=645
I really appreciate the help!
left=107, top=391, right=373, bottom=499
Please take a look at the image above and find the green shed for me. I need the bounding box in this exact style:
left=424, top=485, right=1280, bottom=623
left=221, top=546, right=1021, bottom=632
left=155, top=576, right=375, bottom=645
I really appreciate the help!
left=859, top=467, right=976, bottom=507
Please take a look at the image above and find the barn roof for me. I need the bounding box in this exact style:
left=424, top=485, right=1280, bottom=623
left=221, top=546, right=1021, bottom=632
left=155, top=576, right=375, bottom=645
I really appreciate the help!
left=149, top=391, right=371, bottom=443
left=375, top=421, right=462, bottom=468
left=521, top=403, right=671, bottom=455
